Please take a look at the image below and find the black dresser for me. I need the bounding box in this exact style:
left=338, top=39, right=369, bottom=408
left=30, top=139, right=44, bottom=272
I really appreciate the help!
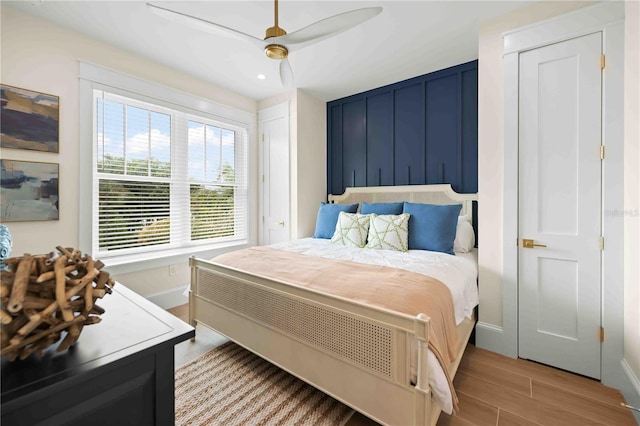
left=1, top=283, right=194, bottom=426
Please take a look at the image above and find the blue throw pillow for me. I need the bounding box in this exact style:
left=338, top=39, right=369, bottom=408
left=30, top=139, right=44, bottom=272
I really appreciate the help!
left=402, top=202, right=462, bottom=254
left=360, top=202, right=403, bottom=215
left=313, top=202, right=359, bottom=239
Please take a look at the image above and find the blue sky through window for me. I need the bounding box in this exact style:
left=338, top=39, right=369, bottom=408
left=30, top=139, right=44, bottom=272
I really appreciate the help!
left=97, top=98, right=171, bottom=176
left=188, top=120, right=235, bottom=182
left=97, top=96, right=235, bottom=182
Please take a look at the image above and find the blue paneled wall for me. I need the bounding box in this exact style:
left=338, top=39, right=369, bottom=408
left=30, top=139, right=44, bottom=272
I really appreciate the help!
left=327, top=60, right=478, bottom=197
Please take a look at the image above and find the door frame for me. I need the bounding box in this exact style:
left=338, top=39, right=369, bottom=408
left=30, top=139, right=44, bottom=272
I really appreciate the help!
left=501, top=1, right=624, bottom=387
left=258, top=102, right=290, bottom=246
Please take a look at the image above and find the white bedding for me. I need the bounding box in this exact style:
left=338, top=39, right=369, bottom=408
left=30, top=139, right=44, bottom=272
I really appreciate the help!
left=269, top=238, right=479, bottom=414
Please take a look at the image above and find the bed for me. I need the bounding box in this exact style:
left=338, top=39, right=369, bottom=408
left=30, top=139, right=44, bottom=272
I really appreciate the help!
left=188, top=184, right=478, bottom=425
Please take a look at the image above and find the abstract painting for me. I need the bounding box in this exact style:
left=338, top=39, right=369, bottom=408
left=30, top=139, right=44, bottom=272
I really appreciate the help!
left=1, top=160, right=59, bottom=221
left=0, top=85, right=59, bottom=153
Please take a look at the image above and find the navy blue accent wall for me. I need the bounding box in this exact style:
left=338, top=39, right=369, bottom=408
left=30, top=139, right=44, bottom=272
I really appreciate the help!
left=327, top=60, right=478, bottom=197
left=342, top=100, right=366, bottom=188
left=394, top=84, right=424, bottom=186
left=366, top=92, right=394, bottom=187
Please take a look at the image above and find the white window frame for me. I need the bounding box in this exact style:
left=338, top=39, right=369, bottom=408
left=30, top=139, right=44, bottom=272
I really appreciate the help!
left=79, top=61, right=257, bottom=274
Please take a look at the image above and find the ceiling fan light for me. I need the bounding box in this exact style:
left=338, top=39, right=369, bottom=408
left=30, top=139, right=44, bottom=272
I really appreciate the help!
left=265, top=44, right=288, bottom=60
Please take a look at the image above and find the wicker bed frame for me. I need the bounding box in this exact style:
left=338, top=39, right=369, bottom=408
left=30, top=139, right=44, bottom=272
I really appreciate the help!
left=189, top=184, right=477, bottom=426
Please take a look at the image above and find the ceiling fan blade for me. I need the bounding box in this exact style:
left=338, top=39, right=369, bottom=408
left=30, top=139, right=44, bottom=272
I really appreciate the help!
left=147, top=2, right=264, bottom=49
left=272, top=7, right=382, bottom=48
left=280, top=58, right=295, bottom=89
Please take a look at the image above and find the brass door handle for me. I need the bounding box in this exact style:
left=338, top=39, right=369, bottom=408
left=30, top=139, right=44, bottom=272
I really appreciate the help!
left=278, top=221, right=285, bottom=227
left=523, top=239, right=547, bottom=248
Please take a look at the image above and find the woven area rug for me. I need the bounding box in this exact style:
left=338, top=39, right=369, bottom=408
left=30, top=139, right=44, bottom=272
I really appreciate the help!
left=175, top=341, right=355, bottom=426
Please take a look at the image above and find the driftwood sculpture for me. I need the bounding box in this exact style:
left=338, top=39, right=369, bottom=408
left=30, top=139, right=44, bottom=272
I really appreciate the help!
left=0, top=246, right=114, bottom=361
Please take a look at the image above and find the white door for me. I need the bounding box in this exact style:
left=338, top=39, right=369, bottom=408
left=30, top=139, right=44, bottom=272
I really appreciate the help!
left=518, top=32, right=602, bottom=379
left=259, top=103, right=290, bottom=245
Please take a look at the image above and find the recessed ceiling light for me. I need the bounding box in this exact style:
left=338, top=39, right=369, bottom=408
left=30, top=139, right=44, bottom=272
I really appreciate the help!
left=257, top=74, right=266, bottom=80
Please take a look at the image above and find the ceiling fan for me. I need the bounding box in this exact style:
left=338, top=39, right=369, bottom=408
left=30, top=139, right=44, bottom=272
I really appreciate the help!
left=147, top=1, right=382, bottom=88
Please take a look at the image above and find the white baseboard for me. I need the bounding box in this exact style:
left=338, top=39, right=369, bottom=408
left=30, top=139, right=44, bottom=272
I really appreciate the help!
left=620, top=359, right=640, bottom=424
left=475, top=322, right=514, bottom=357
left=146, top=285, right=188, bottom=310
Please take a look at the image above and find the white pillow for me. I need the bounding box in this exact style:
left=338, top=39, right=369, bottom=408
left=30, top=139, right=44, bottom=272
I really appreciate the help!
left=366, top=213, right=410, bottom=252
left=454, top=219, right=475, bottom=253
left=330, top=212, right=371, bottom=248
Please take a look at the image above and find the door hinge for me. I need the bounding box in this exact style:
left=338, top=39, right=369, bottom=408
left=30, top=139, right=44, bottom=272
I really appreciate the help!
left=600, top=326, right=605, bottom=342
left=262, top=216, right=265, bottom=223
left=600, top=145, right=605, bottom=160
left=262, top=175, right=265, bottom=183
left=600, top=54, right=605, bottom=69
left=599, top=236, right=605, bottom=251
left=262, top=133, right=265, bottom=142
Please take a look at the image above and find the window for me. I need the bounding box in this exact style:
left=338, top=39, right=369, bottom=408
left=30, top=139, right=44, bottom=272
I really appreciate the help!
left=92, top=90, right=248, bottom=260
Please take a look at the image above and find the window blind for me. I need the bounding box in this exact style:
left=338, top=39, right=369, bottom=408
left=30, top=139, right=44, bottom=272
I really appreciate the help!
left=93, top=90, right=248, bottom=258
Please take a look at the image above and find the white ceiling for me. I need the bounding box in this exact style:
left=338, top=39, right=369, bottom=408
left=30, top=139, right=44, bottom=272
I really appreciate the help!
left=5, top=1, right=531, bottom=102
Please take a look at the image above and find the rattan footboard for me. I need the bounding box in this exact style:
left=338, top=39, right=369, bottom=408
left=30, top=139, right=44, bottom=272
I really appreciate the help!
left=189, top=256, right=474, bottom=426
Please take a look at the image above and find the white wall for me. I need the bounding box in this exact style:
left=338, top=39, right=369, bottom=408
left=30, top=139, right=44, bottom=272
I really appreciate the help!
left=294, top=89, right=327, bottom=238
left=624, top=0, right=640, bottom=388
left=0, top=5, right=257, bottom=302
left=477, top=0, right=639, bottom=405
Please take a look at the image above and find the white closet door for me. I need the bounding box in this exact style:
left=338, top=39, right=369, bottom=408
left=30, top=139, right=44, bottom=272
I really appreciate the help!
left=518, top=32, right=602, bottom=379
left=259, top=103, right=290, bottom=246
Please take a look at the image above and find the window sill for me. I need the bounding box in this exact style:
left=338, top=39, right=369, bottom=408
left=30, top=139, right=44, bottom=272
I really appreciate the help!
left=100, top=240, right=251, bottom=276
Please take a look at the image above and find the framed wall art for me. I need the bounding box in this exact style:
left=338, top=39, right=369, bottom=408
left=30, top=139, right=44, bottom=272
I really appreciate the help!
left=0, top=84, right=60, bottom=153
left=1, top=160, right=59, bottom=222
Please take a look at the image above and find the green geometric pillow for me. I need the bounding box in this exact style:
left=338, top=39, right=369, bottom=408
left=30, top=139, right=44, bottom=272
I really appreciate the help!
left=330, top=212, right=371, bottom=248
left=366, top=213, right=410, bottom=252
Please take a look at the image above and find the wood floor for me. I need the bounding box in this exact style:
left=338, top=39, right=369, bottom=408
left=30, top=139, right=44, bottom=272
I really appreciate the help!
left=167, top=304, right=638, bottom=426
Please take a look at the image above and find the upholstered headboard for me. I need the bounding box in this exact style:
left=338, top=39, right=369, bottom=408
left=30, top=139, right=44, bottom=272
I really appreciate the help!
left=328, top=184, right=477, bottom=222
